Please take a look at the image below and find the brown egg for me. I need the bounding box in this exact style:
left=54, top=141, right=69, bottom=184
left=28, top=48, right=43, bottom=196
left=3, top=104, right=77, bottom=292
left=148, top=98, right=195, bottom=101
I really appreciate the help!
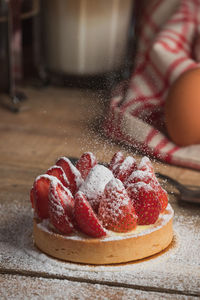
left=165, top=68, right=200, bottom=146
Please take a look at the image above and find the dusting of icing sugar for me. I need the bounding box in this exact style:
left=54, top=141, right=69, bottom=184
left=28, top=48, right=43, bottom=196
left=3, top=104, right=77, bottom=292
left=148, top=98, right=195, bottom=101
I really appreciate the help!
left=49, top=199, right=65, bottom=218
left=111, top=151, right=123, bottom=164
left=118, top=156, right=136, bottom=172
left=79, top=164, right=113, bottom=206
left=37, top=220, right=93, bottom=240
left=84, top=152, right=97, bottom=166
left=127, top=181, right=154, bottom=193
left=105, top=204, right=173, bottom=241
left=111, top=152, right=124, bottom=173
left=2, top=273, right=187, bottom=300
left=39, top=175, right=73, bottom=219
left=48, top=180, right=74, bottom=230
left=2, top=199, right=200, bottom=295
left=50, top=179, right=73, bottom=199
left=57, top=157, right=83, bottom=188
left=35, top=173, right=59, bottom=183
left=100, top=178, right=130, bottom=219
left=138, top=156, right=151, bottom=169
left=126, top=170, right=152, bottom=184
left=47, top=165, right=70, bottom=186
left=38, top=204, right=174, bottom=241
left=105, top=177, right=123, bottom=191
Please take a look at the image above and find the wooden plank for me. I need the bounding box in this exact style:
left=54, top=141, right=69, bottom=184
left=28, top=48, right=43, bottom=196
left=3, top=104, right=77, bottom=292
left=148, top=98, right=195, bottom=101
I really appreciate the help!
left=0, top=192, right=199, bottom=296
left=0, top=87, right=200, bottom=296
left=0, top=274, right=197, bottom=300
left=0, top=87, right=199, bottom=185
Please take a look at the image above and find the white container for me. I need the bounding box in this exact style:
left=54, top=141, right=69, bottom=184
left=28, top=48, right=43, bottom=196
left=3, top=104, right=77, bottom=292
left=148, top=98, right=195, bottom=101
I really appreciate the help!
left=43, top=0, right=134, bottom=75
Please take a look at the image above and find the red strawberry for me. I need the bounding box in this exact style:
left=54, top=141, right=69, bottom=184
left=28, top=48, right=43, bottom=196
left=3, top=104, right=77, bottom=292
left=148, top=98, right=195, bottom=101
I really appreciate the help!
left=49, top=180, right=75, bottom=234
left=109, top=151, right=124, bottom=173
left=127, top=182, right=161, bottom=225
left=79, top=164, right=114, bottom=213
left=46, top=165, right=69, bottom=188
left=76, top=152, right=97, bottom=180
left=125, top=170, right=157, bottom=188
left=115, top=156, right=137, bottom=183
left=56, top=157, right=83, bottom=195
left=98, top=178, right=137, bottom=232
left=126, top=170, right=168, bottom=213
left=32, top=174, right=54, bottom=219
left=156, top=185, right=168, bottom=213
left=74, top=191, right=106, bottom=238
left=138, top=156, right=154, bottom=174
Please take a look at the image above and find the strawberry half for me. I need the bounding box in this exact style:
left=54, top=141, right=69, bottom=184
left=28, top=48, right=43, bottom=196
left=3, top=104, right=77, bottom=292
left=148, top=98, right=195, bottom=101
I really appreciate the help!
left=56, top=157, right=83, bottom=195
left=109, top=151, right=124, bottom=172
left=126, top=170, right=168, bottom=213
left=115, top=156, right=137, bottom=183
left=156, top=185, right=168, bottom=213
left=138, top=156, right=154, bottom=174
left=49, top=180, right=75, bottom=234
left=74, top=191, right=106, bottom=238
left=32, top=174, right=54, bottom=219
left=46, top=165, right=69, bottom=188
left=98, top=178, right=137, bottom=233
left=125, top=170, right=157, bottom=188
left=76, top=152, right=97, bottom=180
left=127, top=182, right=161, bottom=225
left=79, top=164, right=114, bottom=212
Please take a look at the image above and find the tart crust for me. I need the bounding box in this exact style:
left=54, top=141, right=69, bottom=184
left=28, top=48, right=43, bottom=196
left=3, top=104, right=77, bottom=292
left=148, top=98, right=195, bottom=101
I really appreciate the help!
left=33, top=204, right=174, bottom=265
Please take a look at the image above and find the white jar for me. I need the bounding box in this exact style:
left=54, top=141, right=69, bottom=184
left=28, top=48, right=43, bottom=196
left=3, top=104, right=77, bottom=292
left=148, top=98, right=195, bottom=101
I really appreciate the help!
left=43, top=0, right=134, bottom=75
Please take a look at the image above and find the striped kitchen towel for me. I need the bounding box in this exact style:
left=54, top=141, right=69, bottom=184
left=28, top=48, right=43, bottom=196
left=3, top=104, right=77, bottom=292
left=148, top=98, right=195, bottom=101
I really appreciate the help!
left=104, top=0, right=200, bottom=170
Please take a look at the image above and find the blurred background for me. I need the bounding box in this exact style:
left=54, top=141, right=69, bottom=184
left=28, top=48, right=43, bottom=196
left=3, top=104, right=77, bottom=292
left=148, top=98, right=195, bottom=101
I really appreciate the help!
left=1, top=0, right=200, bottom=165
left=0, top=0, right=139, bottom=110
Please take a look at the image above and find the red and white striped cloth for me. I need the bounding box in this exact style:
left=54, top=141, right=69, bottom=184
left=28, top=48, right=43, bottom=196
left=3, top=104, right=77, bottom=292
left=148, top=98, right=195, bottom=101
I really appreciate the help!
left=104, top=0, right=200, bottom=170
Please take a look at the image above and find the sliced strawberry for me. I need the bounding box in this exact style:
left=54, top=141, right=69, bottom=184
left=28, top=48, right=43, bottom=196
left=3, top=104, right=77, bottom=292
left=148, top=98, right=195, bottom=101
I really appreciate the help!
left=49, top=180, right=75, bottom=234
left=125, top=170, right=157, bottom=188
left=79, top=164, right=114, bottom=212
left=74, top=191, right=106, bottom=238
left=115, top=156, right=137, bottom=183
left=109, top=151, right=124, bottom=173
left=126, top=170, right=168, bottom=213
left=156, top=185, right=168, bottom=213
left=32, top=174, right=54, bottom=219
left=76, top=152, right=97, bottom=180
left=127, top=182, right=161, bottom=225
left=56, top=157, right=83, bottom=195
left=138, top=156, right=154, bottom=174
left=46, top=165, right=69, bottom=188
left=98, top=178, right=137, bottom=233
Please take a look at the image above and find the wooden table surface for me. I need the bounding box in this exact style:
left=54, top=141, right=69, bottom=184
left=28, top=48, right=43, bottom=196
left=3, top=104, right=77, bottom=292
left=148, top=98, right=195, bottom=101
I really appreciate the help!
left=0, top=87, right=200, bottom=299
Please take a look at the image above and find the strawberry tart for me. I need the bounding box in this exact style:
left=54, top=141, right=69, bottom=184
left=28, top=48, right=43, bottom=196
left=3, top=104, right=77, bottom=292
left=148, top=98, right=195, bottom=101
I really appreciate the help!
left=30, top=152, right=174, bottom=264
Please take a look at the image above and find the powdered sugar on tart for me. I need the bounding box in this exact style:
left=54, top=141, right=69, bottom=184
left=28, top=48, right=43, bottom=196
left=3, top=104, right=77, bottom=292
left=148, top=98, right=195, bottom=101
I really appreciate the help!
left=31, top=152, right=174, bottom=264
left=79, top=164, right=114, bottom=210
left=38, top=203, right=173, bottom=241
